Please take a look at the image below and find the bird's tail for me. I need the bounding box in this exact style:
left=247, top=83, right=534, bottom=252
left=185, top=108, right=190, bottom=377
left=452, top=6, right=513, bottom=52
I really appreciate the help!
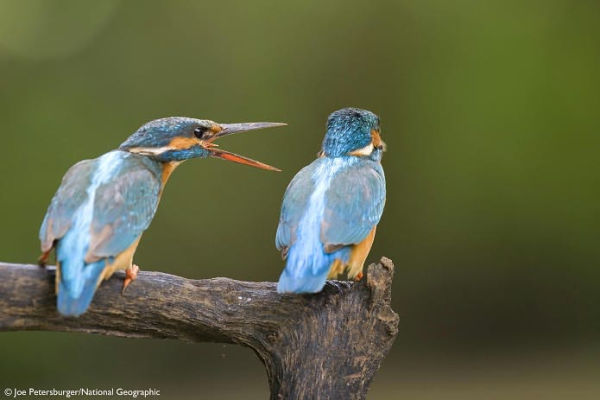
left=56, top=241, right=106, bottom=317
left=277, top=243, right=349, bottom=294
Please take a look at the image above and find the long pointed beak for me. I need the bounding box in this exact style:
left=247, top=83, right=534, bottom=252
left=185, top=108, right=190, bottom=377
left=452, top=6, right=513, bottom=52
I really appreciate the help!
left=208, top=148, right=281, bottom=171
left=207, top=121, right=285, bottom=171
left=216, top=122, right=287, bottom=137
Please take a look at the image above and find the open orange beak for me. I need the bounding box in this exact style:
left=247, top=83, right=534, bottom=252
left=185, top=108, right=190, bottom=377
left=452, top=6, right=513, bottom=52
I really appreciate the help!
left=207, top=122, right=285, bottom=171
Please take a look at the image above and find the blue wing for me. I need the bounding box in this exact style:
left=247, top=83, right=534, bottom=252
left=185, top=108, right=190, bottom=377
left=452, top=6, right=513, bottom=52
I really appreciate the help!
left=321, top=160, right=386, bottom=249
left=275, top=162, right=316, bottom=257
left=39, top=159, right=95, bottom=252
left=86, top=165, right=161, bottom=262
left=41, top=151, right=162, bottom=316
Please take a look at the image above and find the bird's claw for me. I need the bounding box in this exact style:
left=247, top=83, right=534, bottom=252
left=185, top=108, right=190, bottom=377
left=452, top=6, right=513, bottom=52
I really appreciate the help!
left=38, top=250, right=51, bottom=268
left=354, top=271, right=364, bottom=282
left=122, top=264, right=140, bottom=294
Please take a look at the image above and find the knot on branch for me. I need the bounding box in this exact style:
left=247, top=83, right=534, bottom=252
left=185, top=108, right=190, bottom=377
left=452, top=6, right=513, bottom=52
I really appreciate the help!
left=365, top=257, right=399, bottom=337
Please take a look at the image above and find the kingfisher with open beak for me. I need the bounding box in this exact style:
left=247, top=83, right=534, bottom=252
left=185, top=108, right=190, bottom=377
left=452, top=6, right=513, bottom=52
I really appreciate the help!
left=39, top=117, right=284, bottom=316
left=276, top=108, right=386, bottom=293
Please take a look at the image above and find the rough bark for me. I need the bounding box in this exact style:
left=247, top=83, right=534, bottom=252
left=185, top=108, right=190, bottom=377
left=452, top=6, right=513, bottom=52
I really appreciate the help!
left=0, top=257, right=398, bottom=399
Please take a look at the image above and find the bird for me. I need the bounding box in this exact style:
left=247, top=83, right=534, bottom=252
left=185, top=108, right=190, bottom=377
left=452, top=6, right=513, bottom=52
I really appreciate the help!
left=275, top=107, right=386, bottom=293
left=39, top=117, right=285, bottom=316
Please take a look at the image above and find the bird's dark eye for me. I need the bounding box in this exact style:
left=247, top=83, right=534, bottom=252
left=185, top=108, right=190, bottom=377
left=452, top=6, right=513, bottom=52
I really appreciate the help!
left=194, top=126, right=210, bottom=139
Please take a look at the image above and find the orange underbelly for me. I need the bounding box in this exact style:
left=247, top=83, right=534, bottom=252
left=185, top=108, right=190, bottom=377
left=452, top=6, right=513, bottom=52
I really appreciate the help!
left=99, top=238, right=141, bottom=284
left=326, top=226, right=377, bottom=279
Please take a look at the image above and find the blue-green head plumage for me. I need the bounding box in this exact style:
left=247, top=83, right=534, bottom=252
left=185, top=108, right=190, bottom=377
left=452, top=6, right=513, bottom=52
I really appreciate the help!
left=119, top=117, right=212, bottom=162
left=321, top=108, right=383, bottom=159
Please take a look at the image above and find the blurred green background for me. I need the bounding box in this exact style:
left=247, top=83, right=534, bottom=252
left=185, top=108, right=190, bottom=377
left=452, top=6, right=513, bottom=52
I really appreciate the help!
left=1, top=0, right=599, bottom=398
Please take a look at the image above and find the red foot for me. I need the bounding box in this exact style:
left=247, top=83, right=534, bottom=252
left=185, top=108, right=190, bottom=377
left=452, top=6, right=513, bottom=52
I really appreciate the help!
left=122, top=264, right=140, bottom=294
left=38, top=250, right=51, bottom=268
left=354, top=271, right=364, bottom=281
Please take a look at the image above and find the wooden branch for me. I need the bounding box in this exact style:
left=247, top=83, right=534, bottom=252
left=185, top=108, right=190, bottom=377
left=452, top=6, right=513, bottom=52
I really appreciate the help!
left=0, top=257, right=399, bottom=399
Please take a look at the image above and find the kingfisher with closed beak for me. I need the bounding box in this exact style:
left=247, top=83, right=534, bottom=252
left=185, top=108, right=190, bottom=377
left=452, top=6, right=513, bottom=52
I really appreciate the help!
left=39, top=117, right=284, bottom=316
left=276, top=108, right=386, bottom=293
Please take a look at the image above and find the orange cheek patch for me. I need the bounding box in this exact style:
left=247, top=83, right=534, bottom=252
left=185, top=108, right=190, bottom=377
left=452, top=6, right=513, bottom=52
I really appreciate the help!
left=371, top=129, right=382, bottom=147
left=169, top=136, right=199, bottom=150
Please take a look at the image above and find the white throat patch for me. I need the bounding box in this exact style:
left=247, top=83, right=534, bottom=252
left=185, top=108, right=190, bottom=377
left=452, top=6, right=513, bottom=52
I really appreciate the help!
left=127, top=146, right=171, bottom=156
left=349, top=142, right=374, bottom=157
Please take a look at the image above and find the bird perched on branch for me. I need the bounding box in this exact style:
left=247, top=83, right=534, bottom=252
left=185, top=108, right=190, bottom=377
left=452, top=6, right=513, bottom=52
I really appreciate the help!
left=39, top=117, right=284, bottom=316
left=276, top=108, right=386, bottom=293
